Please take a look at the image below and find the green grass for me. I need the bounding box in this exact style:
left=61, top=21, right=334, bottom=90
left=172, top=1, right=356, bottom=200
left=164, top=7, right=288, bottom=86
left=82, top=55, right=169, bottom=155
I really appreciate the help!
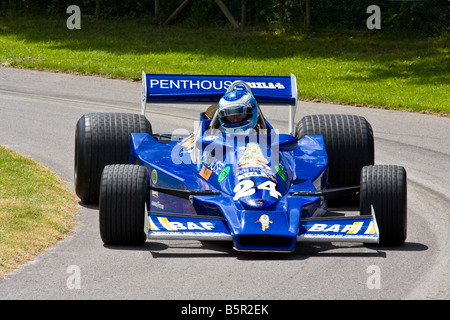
left=0, top=17, right=449, bottom=114
left=0, top=146, right=78, bottom=278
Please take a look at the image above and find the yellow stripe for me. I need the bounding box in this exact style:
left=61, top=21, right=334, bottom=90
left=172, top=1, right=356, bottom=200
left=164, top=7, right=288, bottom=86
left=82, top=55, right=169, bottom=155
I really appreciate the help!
left=347, top=222, right=363, bottom=234
left=365, top=221, right=375, bottom=235
left=149, top=217, right=159, bottom=231
left=158, top=217, right=177, bottom=231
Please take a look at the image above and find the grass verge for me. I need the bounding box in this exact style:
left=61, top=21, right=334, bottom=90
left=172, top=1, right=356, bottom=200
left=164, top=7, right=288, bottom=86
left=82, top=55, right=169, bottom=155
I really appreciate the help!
left=1, top=17, right=449, bottom=114
left=0, top=17, right=448, bottom=114
left=0, top=146, right=78, bottom=278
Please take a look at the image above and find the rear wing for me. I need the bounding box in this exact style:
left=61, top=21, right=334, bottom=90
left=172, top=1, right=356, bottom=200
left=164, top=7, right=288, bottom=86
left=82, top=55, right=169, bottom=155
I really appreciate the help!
left=141, top=72, right=298, bottom=134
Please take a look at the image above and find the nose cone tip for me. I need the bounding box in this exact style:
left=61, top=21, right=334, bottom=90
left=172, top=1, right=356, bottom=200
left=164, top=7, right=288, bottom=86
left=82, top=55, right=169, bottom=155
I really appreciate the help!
left=238, top=190, right=280, bottom=210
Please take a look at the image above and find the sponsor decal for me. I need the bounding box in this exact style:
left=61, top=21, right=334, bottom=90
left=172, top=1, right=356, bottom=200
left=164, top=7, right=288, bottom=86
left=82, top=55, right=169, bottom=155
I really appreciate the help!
left=237, top=142, right=270, bottom=170
left=218, top=166, right=230, bottom=183
left=199, top=165, right=212, bottom=181
left=181, top=135, right=195, bottom=152
left=151, top=200, right=164, bottom=210
left=204, top=135, right=219, bottom=141
left=149, top=216, right=215, bottom=231
left=255, top=214, right=273, bottom=231
left=178, top=121, right=202, bottom=164
left=275, top=165, right=286, bottom=181
left=151, top=169, right=158, bottom=184
left=235, top=167, right=276, bottom=182
left=247, top=82, right=285, bottom=89
left=307, top=221, right=376, bottom=235
left=209, top=159, right=225, bottom=175
left=202, top=152, right=225, bottom=175
left=148, top=79, right=285, bottom=91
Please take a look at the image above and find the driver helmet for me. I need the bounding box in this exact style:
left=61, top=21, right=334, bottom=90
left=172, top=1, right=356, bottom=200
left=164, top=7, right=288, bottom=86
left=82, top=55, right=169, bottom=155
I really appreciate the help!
left=217, top=89, right=258, bottom=133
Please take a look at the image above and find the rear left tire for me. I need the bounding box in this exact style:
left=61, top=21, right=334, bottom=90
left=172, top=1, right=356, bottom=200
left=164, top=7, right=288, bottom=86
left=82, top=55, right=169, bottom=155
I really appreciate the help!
left=74, top=112, right=152, bottom=204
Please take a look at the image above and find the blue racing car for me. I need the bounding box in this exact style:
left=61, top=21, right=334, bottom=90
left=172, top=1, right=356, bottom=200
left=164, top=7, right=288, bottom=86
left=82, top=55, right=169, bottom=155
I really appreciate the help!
left=74, top=72, right=407, bottom=252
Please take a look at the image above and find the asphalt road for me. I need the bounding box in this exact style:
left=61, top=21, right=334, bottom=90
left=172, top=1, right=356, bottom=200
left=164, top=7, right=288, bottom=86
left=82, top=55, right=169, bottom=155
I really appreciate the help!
left=0, top=67, right=448, bottom=300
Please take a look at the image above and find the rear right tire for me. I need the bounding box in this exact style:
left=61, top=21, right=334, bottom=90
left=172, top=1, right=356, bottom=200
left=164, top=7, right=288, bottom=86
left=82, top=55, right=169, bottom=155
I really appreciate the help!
left=295, top=114, right=374, bottom=205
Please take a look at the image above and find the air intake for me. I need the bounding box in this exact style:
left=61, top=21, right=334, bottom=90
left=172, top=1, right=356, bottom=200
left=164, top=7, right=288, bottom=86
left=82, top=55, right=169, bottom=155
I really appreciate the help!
left=236, top=235, right=295, bottom=252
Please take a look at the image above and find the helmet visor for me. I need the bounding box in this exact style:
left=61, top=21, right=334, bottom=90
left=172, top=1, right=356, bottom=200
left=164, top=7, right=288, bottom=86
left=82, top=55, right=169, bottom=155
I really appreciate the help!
left=219, top=104, right=253, bottom=125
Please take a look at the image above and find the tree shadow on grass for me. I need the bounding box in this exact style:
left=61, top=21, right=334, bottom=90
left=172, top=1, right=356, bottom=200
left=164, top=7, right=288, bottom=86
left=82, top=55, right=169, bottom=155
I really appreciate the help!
left=2, top=17, right=447, bottom=80
left=51, top=26, right=448, bottom=60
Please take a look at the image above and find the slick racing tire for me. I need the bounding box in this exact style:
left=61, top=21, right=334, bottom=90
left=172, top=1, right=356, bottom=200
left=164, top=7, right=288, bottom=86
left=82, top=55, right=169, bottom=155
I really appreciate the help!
left=74, top=112, right=152, bottom=204
left=99, top=164, right=148, bottom=246
left=360, top=165, right=407, bottom=246
left=295, top=114, right=374, bottom=205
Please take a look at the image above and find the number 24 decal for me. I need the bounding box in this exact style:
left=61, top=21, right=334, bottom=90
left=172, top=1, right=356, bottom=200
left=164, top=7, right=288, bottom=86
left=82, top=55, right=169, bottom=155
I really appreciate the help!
left=233, top=180, right=281, bottom=201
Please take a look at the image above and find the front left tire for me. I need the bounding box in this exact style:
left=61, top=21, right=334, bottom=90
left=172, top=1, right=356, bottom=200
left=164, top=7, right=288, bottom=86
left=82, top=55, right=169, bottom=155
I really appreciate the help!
left=99, top=164, right=148, bottom=246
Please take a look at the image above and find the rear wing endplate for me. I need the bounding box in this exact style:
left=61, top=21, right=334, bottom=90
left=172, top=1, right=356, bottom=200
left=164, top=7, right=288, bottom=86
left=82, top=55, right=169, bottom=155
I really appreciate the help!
left=141, top=72, right=298, bottom=134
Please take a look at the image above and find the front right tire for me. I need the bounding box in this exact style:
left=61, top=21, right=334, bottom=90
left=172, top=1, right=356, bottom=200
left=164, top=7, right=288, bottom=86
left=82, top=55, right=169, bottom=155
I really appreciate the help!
left=360, top=165, right=407, bottom=246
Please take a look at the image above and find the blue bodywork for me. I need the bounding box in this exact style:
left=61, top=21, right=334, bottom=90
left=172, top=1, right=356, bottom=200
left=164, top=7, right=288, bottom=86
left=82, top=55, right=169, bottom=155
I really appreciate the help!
left=128, top=72, right=379, bottom=252
left=129, top=112, right=378, bottom=252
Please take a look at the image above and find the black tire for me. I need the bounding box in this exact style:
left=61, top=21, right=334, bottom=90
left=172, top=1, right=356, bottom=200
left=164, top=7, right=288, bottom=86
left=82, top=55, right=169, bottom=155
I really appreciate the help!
left=99, top=164, right=148, bottom=246
left=360, top=165, right=407, bottom=246
left=74, top=112, right=152, bottom=204
left=295, top=114, right=374, bottom=189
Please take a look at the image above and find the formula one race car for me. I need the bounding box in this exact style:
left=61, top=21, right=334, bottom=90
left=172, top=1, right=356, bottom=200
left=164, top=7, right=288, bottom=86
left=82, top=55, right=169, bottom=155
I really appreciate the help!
left=74, top=72, right=407, bottom=252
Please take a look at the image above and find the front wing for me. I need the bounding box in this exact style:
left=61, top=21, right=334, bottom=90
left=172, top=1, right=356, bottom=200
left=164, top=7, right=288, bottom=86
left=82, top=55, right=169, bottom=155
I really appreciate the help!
left=145, top=207, right=379, bottom=252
